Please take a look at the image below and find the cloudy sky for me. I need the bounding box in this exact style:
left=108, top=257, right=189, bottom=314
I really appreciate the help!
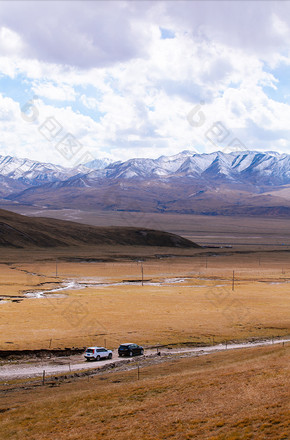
left=1, top=0, right=290, bottom=166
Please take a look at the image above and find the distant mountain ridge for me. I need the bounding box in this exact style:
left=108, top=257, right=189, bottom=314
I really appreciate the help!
left=93, top=150, right=290, bottom=185
left=0, top=154, right=112, bottom=189
left=3, top=150, right=290, bottom=217
left=2, top=149, right=290, bottom=187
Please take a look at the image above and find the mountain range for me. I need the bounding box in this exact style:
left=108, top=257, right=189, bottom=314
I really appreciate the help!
left=2, top=150, right=290, bottom=217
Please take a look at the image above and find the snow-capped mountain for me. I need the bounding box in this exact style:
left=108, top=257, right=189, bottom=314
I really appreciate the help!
left=0, top=155, right=82, bottom=185
left=51, top=150, right=290, bottom=186
left=4, top=150, right=290, bottom=187
left=84, top=157, right=114, bottom=170
left=107, top=150, right=290, bottom=185
left=4, top=150, right=290, bottom=217
left=0, top=154, right=114, bottom=186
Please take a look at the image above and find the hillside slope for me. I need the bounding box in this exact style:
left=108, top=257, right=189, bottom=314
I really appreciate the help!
left=0, top=209, right=199, bottom=249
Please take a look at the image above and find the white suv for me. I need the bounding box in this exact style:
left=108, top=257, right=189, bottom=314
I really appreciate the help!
left=84, top=347, right=113, bottom=361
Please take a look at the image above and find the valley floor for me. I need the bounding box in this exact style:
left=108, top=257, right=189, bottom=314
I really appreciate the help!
left=0, top=212, right=290, bottom=439
left=0, top=249, right=290, bottom=350
left=6, top=207, right=290, bottom=246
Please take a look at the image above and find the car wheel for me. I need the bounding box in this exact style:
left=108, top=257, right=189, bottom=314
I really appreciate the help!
left=108, top=353, right=112, bottom=359
left=96, top=355, right=100, bottom=361
left=129, top=351, right=133, bottom=357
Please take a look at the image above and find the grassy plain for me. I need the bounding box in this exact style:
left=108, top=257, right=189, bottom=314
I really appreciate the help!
left=0, top=245, right=289, bottom=350
left=1, top=213, right=290, bottom=440
left=0, top=344, right=289, bottom=440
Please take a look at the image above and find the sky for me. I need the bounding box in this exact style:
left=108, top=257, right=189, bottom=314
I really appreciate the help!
left=1, top=0, right=290, bottom=166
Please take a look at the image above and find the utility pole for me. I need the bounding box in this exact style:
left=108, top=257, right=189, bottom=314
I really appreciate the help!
left=232, top=270, right=235, bottom=291
left=141, top=263, right=144, bottom=286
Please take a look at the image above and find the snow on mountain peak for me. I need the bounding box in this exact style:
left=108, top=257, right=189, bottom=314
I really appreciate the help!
left=83, top=157, right=113, bottom=170
left=2, top=150, right=290, bottom=191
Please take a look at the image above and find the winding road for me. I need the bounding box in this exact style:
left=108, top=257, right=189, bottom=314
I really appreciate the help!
left=0, top=337, right=289, bottom=381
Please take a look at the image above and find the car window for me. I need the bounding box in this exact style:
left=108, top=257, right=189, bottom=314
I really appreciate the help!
left=86, top=349, right=94, bottom=353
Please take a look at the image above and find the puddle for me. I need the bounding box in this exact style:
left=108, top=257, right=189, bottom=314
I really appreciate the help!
left=76, top=277, right=189, bottom=288
left=268, top=281, right=290, bottom=285
left=24, top=281, right=82, bottom=298
left=2, top=274, right=290, bottom=305
left=163, top=278, right=187, bottom=284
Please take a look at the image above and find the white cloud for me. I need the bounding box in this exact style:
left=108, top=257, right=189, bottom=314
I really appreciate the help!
left=1, top=1, right=290, bottom=164
left=0, top=26, right=24, bottom=55
left=1, top=1, right=290, bottom=68
left=0, top=1, right=156, bottom=68
left=80, top=94, right=98, bottom=110
left=32, top=82, right=76, bottom=101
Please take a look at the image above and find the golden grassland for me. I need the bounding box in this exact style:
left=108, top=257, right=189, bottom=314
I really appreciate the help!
left=0, top=248, right=289, bottom=350
left=0, top=213, right=289, bottom=440
left=0, top=344, right=289, bottom=440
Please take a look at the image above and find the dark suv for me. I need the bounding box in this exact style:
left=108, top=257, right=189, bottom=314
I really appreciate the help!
left=118, top=343, right=144, bottom=357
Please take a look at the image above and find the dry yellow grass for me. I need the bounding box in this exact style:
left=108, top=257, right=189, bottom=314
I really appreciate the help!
left=0, top=344, right=289, bottom=440
left=0, top=226, right=289, bottom=440
left=0, top=251, right=289, bottom=350
left=0, top=263, right=58, bottom=297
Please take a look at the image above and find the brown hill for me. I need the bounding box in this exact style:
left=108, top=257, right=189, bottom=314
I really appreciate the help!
left=0, top=209, right=199, bottom=249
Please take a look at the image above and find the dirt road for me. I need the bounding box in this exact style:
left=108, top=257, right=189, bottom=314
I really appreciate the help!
left=0, top=337, right=289, bottom=381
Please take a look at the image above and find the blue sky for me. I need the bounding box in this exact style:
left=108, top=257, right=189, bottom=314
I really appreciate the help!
left=1, top=1, right=290, bottom=166
left=263, top=64, right=290, bottom=104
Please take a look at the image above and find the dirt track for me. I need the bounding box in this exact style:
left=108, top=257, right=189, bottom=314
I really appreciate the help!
left=1, top=337, right=289, bottom=381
